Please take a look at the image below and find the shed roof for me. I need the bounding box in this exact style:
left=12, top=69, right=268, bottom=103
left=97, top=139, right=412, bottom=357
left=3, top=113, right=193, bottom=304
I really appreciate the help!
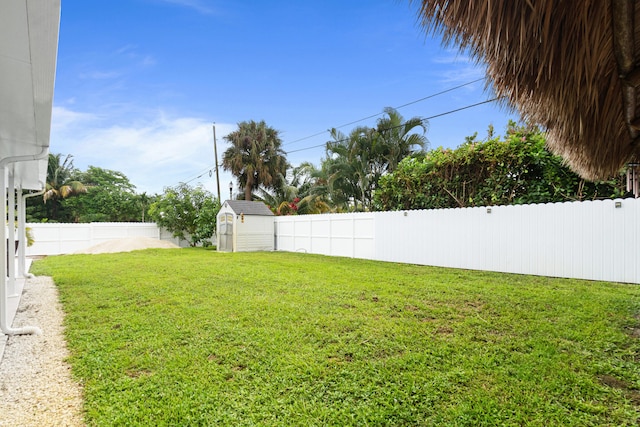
left=224, top=200, right=274, bottom=216
left=415, top=0, right=640, bottom=180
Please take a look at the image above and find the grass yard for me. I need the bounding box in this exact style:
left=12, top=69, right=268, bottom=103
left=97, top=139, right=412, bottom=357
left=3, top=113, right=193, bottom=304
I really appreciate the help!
left=32, top=249, right=640, bottom=426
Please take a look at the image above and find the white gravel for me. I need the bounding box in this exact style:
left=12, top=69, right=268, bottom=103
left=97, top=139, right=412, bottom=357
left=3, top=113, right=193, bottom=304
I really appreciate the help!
left=0, top=276, right=84, bottom=427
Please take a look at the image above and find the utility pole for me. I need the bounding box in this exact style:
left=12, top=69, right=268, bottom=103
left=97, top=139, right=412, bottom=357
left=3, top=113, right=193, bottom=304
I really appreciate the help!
left=213, top=124, right=221, bottom=202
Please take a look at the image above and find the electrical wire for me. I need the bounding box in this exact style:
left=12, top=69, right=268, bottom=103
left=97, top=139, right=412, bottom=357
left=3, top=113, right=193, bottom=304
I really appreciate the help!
left=283, top=77, right=486, bottom=147
left=285, top=96, right=503, bottom=155
left=180, top=165, right=217, bottom=185
left=170, top=89, right=500, bottom=188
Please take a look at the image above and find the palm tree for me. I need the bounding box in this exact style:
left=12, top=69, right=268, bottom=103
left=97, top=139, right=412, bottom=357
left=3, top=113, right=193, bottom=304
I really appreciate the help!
left=321, top=108, right=428, bottom=211
left=255, top=171, right=300, bottom=214
left=326, top=127, right=382, bottom=211
left=256, top=165, right=332, bottom=215
left=43, top=153, right=87, bottom=221
left=290, top=162, right=332, bottom=214
left=222, top=120, right=289, bottom=201
left=375, top=107, right=428, bottom=172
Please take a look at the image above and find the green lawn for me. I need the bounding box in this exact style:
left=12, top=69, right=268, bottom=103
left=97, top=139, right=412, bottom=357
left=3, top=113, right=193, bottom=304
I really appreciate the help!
left=32, top=249, right=640, bottom=426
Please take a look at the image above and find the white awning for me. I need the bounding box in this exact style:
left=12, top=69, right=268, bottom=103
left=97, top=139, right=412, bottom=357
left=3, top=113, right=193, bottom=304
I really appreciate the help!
left=0, top=0, right=60, bottom=189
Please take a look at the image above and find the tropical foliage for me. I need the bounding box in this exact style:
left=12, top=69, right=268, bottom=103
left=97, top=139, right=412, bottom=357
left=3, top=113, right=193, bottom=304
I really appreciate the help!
left=63, top=166, right=147, bottom=222
left=40, top=153, right=87, bottom=221
left=27, top=156, right=155, bottom=223
left=256, top=164, right=332, bottom=215
left=225, top=112, right=627, bottom=215
left=222, top=120, right=289, bottom=201
left=322, top=108, right=427, bottom=211
left=375, top=121, right=628, bottom=211
left=26, top=115, right=632, bottom=224
left=148, top=183, right=220, bottom=246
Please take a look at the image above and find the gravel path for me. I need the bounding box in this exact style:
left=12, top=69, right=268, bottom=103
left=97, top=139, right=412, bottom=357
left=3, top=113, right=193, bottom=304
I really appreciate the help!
left=0, top=276, right=84, bottom=426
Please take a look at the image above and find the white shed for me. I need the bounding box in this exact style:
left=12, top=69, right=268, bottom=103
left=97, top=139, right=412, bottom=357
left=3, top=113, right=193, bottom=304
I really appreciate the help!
left=217, top=200, right=275, bottom=252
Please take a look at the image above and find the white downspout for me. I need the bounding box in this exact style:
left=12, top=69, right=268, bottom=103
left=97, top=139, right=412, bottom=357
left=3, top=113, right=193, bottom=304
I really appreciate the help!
left=7, top=171, right=16, bottom=296
left=19, top=184, right=45, bottom=279
left=1, top=148, right=48, bottom=335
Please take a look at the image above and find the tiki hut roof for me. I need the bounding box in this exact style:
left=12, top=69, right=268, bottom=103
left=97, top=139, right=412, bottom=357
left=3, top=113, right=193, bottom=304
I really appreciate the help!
left=415, top=0, right=640, bottom=180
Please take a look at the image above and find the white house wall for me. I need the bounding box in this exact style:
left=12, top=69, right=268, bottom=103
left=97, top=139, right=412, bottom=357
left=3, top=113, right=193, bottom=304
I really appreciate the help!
left=275, top=198, right=640, bottom=284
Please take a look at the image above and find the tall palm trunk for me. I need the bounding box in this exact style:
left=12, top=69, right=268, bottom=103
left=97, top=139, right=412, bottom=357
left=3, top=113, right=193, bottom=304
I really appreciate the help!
left=244, top=175, right=254, bottom=200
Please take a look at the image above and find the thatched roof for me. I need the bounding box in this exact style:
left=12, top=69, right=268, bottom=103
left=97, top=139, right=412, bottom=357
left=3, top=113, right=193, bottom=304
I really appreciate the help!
left=414, top=0, right=640, bottom=180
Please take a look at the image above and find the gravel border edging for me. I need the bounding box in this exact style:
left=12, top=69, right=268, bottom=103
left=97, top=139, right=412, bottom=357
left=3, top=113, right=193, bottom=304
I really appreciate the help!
left=0, top=276, right=84, bottom=426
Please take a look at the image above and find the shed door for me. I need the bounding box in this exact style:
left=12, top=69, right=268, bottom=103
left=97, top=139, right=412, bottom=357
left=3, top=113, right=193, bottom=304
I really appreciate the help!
left=219, top=213, right=234, bottom=252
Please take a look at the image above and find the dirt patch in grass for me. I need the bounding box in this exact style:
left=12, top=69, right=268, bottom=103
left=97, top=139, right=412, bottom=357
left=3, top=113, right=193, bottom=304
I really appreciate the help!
left=598, top=374, right=640, bottom=405
left=74, top=236, right=180, bottom=254
left=599, top=374, right=629, bottom=390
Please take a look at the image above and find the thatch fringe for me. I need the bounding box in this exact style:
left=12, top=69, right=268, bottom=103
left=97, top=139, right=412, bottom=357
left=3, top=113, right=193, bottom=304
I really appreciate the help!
left=414, top=0, right=640, bottom=180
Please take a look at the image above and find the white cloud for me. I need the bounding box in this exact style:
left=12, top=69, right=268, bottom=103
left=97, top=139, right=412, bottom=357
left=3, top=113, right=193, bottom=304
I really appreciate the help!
left=140, top=55, right=157, bottom=67
left=431, top=47, right=475, bottom=64
left=78, top=70, right=122, bottom=80
left=431, top=48, right=488, bottom=86
left=112, top=45, right=156, bottom=69
left=438, top=66, right=486, bottom=85
left=159, top=0, right=216, bottom=14
left=51, top=106, right=99, bottom=132
left=50, top=106, right=236, bottom=195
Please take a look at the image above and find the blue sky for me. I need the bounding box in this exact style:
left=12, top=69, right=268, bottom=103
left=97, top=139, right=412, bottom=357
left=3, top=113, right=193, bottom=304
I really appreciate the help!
left=51, top=0, right=515, bottom=197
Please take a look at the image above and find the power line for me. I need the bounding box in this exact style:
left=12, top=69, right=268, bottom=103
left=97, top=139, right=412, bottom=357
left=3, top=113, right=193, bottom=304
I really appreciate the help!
left=283, top=77, right=485, bottom=147
left=285, top=96, right=503, bottom=155
left=170, top=89, right=499, bottom=188
left=180, top=165, right=216, bottom=185
left=423, top=96, right=502, bottom=120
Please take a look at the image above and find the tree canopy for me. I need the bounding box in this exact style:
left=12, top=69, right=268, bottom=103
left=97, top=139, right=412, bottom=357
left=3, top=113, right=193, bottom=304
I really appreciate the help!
left=41, top=153, right=87, bottom=221
left=63, top=166, right=147, bottom=222
left=323, top=108, right=427, bottom=211
left=222, top=120, right=289, bottom=201
left=27, top=154, right=156, bottom=223
left=26, top=116, right=632, bottom=225
left=375, top=122, right=628, bottom=211
left=148, top=183, right=220, bottom=246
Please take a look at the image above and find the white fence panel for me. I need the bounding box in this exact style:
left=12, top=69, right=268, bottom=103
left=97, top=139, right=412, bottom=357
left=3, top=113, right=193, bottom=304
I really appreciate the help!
left=27, top=223, right=92, bottom=255
left=90, top=223, right=159, bottom=243
left=330, top=216, right=354, bottom=258
left=275, top=213, right=375, bottom=258
left=25, top=222, right=183, bottom=255
left=275, top=198, right=640, bottom=284
left=274, top=218, right=295, bottom=252
left=309, top=217, right=331, bottom=255
left=353, top=215, right=375, bottom=259
left=292, top=219, right=311, bottom=252
left=24, top=199, right=640, bottom=284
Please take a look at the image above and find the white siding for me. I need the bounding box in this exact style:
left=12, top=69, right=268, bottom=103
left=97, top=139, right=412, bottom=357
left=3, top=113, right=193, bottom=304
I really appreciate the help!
left=217, top=203, right=274, bottom=252
left=234, top=215, right=274, bottom=252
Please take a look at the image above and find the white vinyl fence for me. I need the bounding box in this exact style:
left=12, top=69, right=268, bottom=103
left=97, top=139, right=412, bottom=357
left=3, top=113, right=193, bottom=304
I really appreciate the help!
left=276, top=198, right=640, bottom=284
left=25, top=222, right=188, bottom=256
